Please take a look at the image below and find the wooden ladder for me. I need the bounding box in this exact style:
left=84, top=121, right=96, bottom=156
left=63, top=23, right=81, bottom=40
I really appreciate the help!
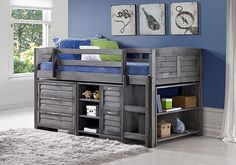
left=122, top=75, right=151, bottom=147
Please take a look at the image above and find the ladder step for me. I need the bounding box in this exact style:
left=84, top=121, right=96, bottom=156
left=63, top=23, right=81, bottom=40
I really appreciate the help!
left=124, top=105, right=146, bottom=114
left=124, top=132, right=145, bottom=141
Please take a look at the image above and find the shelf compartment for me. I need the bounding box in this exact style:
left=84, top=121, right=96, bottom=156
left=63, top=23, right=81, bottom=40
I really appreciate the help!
left=157, top=107, right=199, bottom=116
left=79, top=115, right=99, bottom=120
left=124, top=132, right=145, bottom=141
left=156, top=130, right=199, bottom=143
left=156, top=82, right=199, bottom=89
left=79, top=98, right=100, bottom=103
left=78, top=130, right=100, bottom=136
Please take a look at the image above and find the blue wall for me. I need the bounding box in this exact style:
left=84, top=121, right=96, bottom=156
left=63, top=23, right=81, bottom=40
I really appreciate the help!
left=68, top=0, right=226, bottom=109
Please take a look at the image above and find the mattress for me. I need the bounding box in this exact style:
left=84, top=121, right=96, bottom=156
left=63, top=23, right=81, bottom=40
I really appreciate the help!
left=40, top=62, right=149, bottom=75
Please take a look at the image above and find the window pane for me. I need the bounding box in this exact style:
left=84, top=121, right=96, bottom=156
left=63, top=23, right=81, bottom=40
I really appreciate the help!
left=12, top=9, right=42, bottom=20
left=13, top=23, right=43, bottom=74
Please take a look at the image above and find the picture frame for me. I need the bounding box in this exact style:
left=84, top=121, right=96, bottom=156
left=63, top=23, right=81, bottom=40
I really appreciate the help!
left=111, top=5, right=136, bottom=36
left=139, top=3, right=166, bottom=35
left=170, top=2, right=199, bottom=35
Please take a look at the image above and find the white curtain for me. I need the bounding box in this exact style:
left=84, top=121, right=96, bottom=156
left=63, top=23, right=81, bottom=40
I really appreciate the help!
left=220, top=0, right=236, bottom=142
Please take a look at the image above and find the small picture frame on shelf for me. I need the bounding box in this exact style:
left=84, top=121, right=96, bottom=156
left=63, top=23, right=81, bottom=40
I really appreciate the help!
left=111, top=4, right=136, bottom=35
left=86, top=105, right=99, bottom=117
left=139, top=3, right=166, bottom=35
left=171, top=2, right=199, bottom=35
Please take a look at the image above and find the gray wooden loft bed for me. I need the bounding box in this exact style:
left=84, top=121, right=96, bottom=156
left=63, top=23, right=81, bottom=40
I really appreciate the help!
left=34, top=47, right=203, bottom=147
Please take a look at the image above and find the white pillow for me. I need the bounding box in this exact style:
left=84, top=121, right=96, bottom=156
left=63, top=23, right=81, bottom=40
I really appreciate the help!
left=80, top=46, right=101, bottom=61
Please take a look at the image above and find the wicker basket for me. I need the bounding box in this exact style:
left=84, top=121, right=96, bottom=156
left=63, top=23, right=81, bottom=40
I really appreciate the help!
left=173, top=96, right=197, bottom=108
left=157, top=121, right=171, bottom=138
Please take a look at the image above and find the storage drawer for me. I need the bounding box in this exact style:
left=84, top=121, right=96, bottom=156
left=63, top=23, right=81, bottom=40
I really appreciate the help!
left=38, top=81, right=75, bottom=99
left=36, top=80, right=77, bottom=132
left=38, top=112, right=74, bottom=131
left=39, top=102, right=73, bottom=114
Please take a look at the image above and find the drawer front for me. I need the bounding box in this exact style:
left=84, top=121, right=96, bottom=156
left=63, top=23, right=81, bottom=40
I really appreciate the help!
left=39, top=112, right=74, bottom=131
left=39, top=81, right=75, bottom=99
left=36, top=80, right=76, bottom=131
left=39, top=101, right=73, bottom=114
left=102, top=86, right=122, bottom=136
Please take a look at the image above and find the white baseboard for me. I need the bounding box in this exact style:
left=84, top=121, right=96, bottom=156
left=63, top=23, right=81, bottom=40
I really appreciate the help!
left=0, top=102, right=33, bottom=111
left=203, top=107, right=224, bottom=137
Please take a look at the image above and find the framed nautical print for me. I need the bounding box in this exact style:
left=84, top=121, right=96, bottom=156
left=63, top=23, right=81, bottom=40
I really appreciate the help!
left=171, top=2, right=199, bottom=35
left=139, top=3, right=166, bottom=35
left=111, top=5, right=136, bottom=35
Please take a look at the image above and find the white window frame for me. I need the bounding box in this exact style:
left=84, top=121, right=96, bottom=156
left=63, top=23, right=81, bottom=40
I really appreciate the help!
left=9, top=7, right=52, bottom=78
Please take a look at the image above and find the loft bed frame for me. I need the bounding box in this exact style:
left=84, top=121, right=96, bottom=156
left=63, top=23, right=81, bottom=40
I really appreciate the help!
left=34, top=47, right=203, bottom=147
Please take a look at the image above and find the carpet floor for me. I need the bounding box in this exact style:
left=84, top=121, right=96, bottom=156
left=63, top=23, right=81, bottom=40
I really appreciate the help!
left=0, top=129, right=149, bottom=165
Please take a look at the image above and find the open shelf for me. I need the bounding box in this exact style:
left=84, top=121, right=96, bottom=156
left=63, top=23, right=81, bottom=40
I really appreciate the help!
left=78, top=130, right=100, bottom=136
left=157, top=107, right=199, bottom=116
left=156, top=130, right=199, bottom=143
left=79, top=98, right=100, bottom=103
left=79, top=115, right=99, bottom=120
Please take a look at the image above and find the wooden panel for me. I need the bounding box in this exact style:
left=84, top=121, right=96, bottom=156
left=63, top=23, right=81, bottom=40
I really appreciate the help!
left=40, top=99, right=72, bottom=107
left=40, top=104, right=72, bottom=111
left=40, top=85, right=72, bottom=91
left=157, top=67, right=177, bottom=73
left=40, top=105, right=73, bottom=114
left=104, top=120, right=120, bottom=127
left=58, top=48, right=123, bottom=55
left=156, top=56, right=176, bottom=62
left=39, top=112, right=74, bottom=130
left=124, top=105, right=146, bottom=114
left=104, top=96, right=120, bottom=102
left=58, top=60, right=122, bottom=67
left=39, top=118, right=73, bottom=130
left=103, top=105, right=120, bottom=112
left=40, top=113, right=73, bottom=122
left=104, top=101, right=120, bottom=108
left=124, top=132, right=145, bottom=141
left=104, top=86, right=120, bottom=91
left=181, top=61, right=197, bottom=66
left=126, top=48, right=152, bottom=54
left=156, top=76, right=199, bottom=85
left=157, top=47, right=201, bottom=57
left=181, top=65, right=197, bottom=72
left=156, top=62, right=177, bottom=68
left=103, top=130, right=120, bottom=136
left=104, top=115, right=121, bottom=122
left=40, top=90, right=73, bottom=99
left=104, top=126, right=121, bottom=133
left=104, top=91, right=120, bottom=97
left=156, top=72, right=177, bottom=79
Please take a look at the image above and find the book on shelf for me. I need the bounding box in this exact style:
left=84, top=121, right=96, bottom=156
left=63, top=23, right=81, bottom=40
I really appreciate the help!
left=162, top=107, right=182, bottom=112
left=83, top=127, right=98, bottom=133
left=156, top=94, right=162, bottom=113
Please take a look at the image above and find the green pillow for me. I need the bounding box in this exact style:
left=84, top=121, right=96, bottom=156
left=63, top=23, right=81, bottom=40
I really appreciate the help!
left=91, top=39, right=121, bottom=61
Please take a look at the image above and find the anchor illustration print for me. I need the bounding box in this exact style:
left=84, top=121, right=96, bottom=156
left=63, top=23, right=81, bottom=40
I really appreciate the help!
left=111, top=5, right=136, bottom=35
left=171, top=2, right=199, bottom=35
left=139, top=4, right=166, bottom=35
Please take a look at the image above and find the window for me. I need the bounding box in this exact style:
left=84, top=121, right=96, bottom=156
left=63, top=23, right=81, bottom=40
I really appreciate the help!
left=10, top=0, right=52, bottom=76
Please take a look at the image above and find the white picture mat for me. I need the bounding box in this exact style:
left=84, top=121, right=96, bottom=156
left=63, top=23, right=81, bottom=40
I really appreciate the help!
left=111, top=5, right=136, bottom=35
left=139, top=4, right=166, bottom=35
left=171, top=2, right=198, bottom=35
